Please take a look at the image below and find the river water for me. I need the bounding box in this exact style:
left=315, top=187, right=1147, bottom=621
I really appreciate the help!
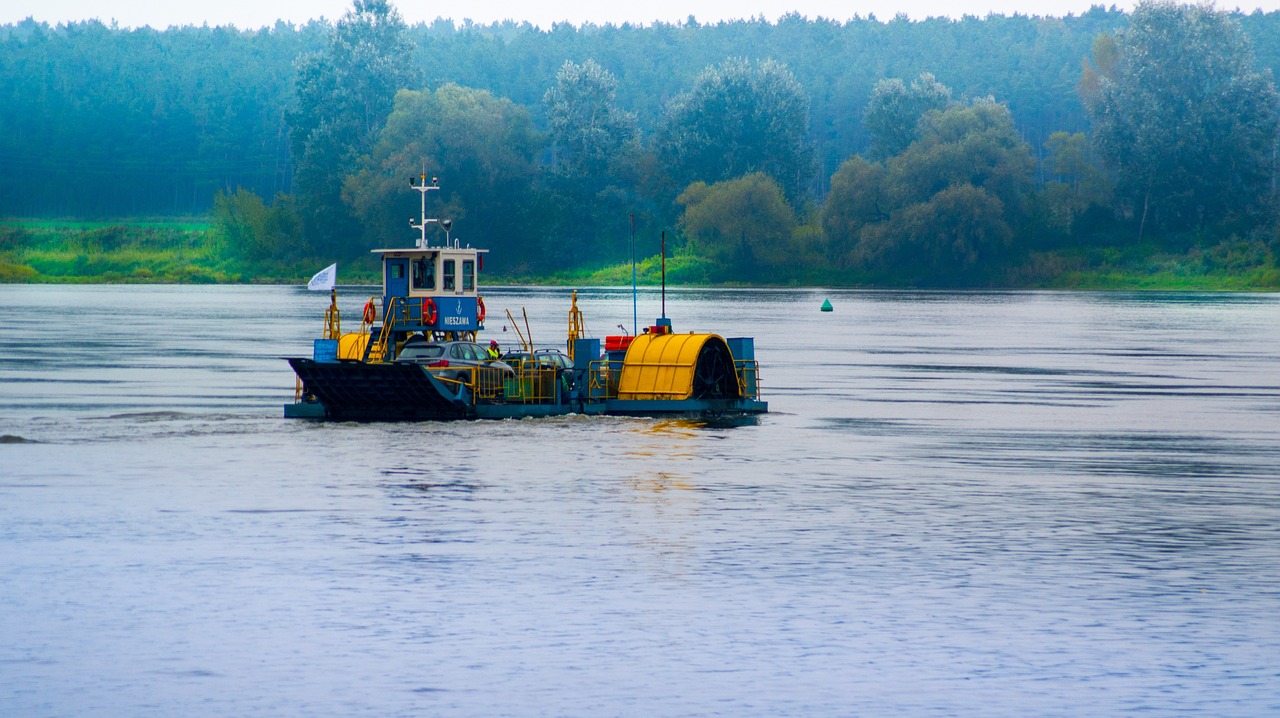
left=2, top=284, right=1278, bottom=717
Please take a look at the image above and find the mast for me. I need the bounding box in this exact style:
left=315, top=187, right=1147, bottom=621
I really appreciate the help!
left=410, top=172, right=440, bottom=248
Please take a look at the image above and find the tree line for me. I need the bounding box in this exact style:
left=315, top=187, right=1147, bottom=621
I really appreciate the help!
left=2, top=1, right=1278, bottom=285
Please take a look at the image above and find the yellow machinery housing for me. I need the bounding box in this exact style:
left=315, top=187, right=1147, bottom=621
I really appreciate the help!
left=617, top=333, right=743, bottom=401
left=338, top=332, right=371, bottom=361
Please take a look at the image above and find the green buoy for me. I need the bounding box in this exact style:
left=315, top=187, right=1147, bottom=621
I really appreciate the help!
left=820, top=298, right=833, bottom=312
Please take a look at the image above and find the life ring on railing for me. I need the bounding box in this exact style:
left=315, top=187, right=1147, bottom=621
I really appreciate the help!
left=476, top=296, right=486, bottom=324
left=422, top=297, right=438, bottom=325
left=362, top=297, right=377, bottom=324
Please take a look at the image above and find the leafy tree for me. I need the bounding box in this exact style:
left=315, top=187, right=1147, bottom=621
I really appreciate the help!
left=544, top=59, right=639, bottom=183
left=863, top=72, right=952, bottom=159
left=822, top=156, right=888, bottom=266
left=213, top=188, right=305, bottom=263
left=1081, top=1, right=1280, bottom=237
left=289, top=0, right=418, bottom=257
left=856, top=183, right=1013, bottom=285
left=678, top=172, right=798, bottom=280
left=823, top=99, right=1034, bottom=284
left=657, top=58, right=813, bottom=204
left=541, top=60, right=643, bottom=266
left=1040, top=131, right=1111, bottom=234
left=343, top=85, right=541, bottom=268
left=887, top=101, right=1035, bottom=219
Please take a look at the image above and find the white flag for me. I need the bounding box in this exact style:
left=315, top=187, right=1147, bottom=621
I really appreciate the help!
left=307, top=263, right=337, bottom=291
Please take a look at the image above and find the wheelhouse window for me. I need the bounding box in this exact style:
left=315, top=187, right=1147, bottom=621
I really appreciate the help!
left=412, top=256, right=436, bottom=290
left=463, top=260, right=475, bottom=291
left=443, top=259, right=456, bottom=291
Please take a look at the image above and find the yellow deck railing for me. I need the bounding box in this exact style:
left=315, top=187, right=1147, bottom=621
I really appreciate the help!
left=735, top=360, right=763, bottom=399
left=503, top=359, right=564, bottom=403
left=367, top=296, right=405, bottom=363
left=430, top=365, right=506, bottom=402
left=587, top=359, right=620, bottom=399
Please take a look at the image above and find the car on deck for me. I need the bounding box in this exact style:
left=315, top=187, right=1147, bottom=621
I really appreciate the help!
left=395, top=338, right=515, bottom=383
left=500, top=348, right=574, bottom=371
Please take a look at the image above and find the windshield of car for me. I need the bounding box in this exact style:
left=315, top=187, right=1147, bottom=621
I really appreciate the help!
left=534, top=351, right=571, bottom=368
left=501, top=350, right=567, bottom=368
left=399, top=344, right=444, bottom=361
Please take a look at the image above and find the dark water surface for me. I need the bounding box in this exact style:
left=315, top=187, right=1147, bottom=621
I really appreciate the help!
left=2, top=285, right=1278, bottom=716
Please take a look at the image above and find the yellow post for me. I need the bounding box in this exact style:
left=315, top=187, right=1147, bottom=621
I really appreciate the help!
left=567, top=289, right=585, bottom=361
left=323, top=288, right=341, bottom=340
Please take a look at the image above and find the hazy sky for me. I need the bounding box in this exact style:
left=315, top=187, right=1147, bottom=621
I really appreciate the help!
left=3, top=0, right=1279, bottom=29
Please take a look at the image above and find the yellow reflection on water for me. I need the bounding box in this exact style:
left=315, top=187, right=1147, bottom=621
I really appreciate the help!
left=618, top=419, right=712, bottom=579
left=624, top=419, right=707, bottom=491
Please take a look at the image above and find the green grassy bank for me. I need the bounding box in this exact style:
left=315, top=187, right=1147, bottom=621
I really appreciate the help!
left=2, top=221, right=1278, bottom=290
left=550, top=237, right=1280, bottom=291
left=0, top=222, right=228, bottom=283
left=1027, top=238, right=1280, bottom=290
left=0, top=222, right=377, bottom=284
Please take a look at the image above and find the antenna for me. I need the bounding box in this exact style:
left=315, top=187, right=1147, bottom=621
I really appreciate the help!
left=630, top=213, right=637, bottom=336
left=661, top=230, right=666, bottom=320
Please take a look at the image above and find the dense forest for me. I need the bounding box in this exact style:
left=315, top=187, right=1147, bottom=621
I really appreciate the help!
left=2, top=1, right=1278, bottom=286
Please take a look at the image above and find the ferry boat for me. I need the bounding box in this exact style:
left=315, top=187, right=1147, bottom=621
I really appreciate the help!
left=284, top=173, right=767, bottom=421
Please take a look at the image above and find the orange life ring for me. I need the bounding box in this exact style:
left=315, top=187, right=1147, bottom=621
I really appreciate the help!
left=423, top=297, right=438, bottom=325
left=362, top=298, right=377, bottom=324
left=476, top=296, right=486, bottom=324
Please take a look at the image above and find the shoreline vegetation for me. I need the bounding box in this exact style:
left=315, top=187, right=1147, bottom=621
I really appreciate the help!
left=5, top=4, right=1280, bottom=289
left=2, top=221, right=1276, bottom=290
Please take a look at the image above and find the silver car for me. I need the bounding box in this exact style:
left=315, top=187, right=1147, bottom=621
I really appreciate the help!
left=396, top=339, right=514, bottom=384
